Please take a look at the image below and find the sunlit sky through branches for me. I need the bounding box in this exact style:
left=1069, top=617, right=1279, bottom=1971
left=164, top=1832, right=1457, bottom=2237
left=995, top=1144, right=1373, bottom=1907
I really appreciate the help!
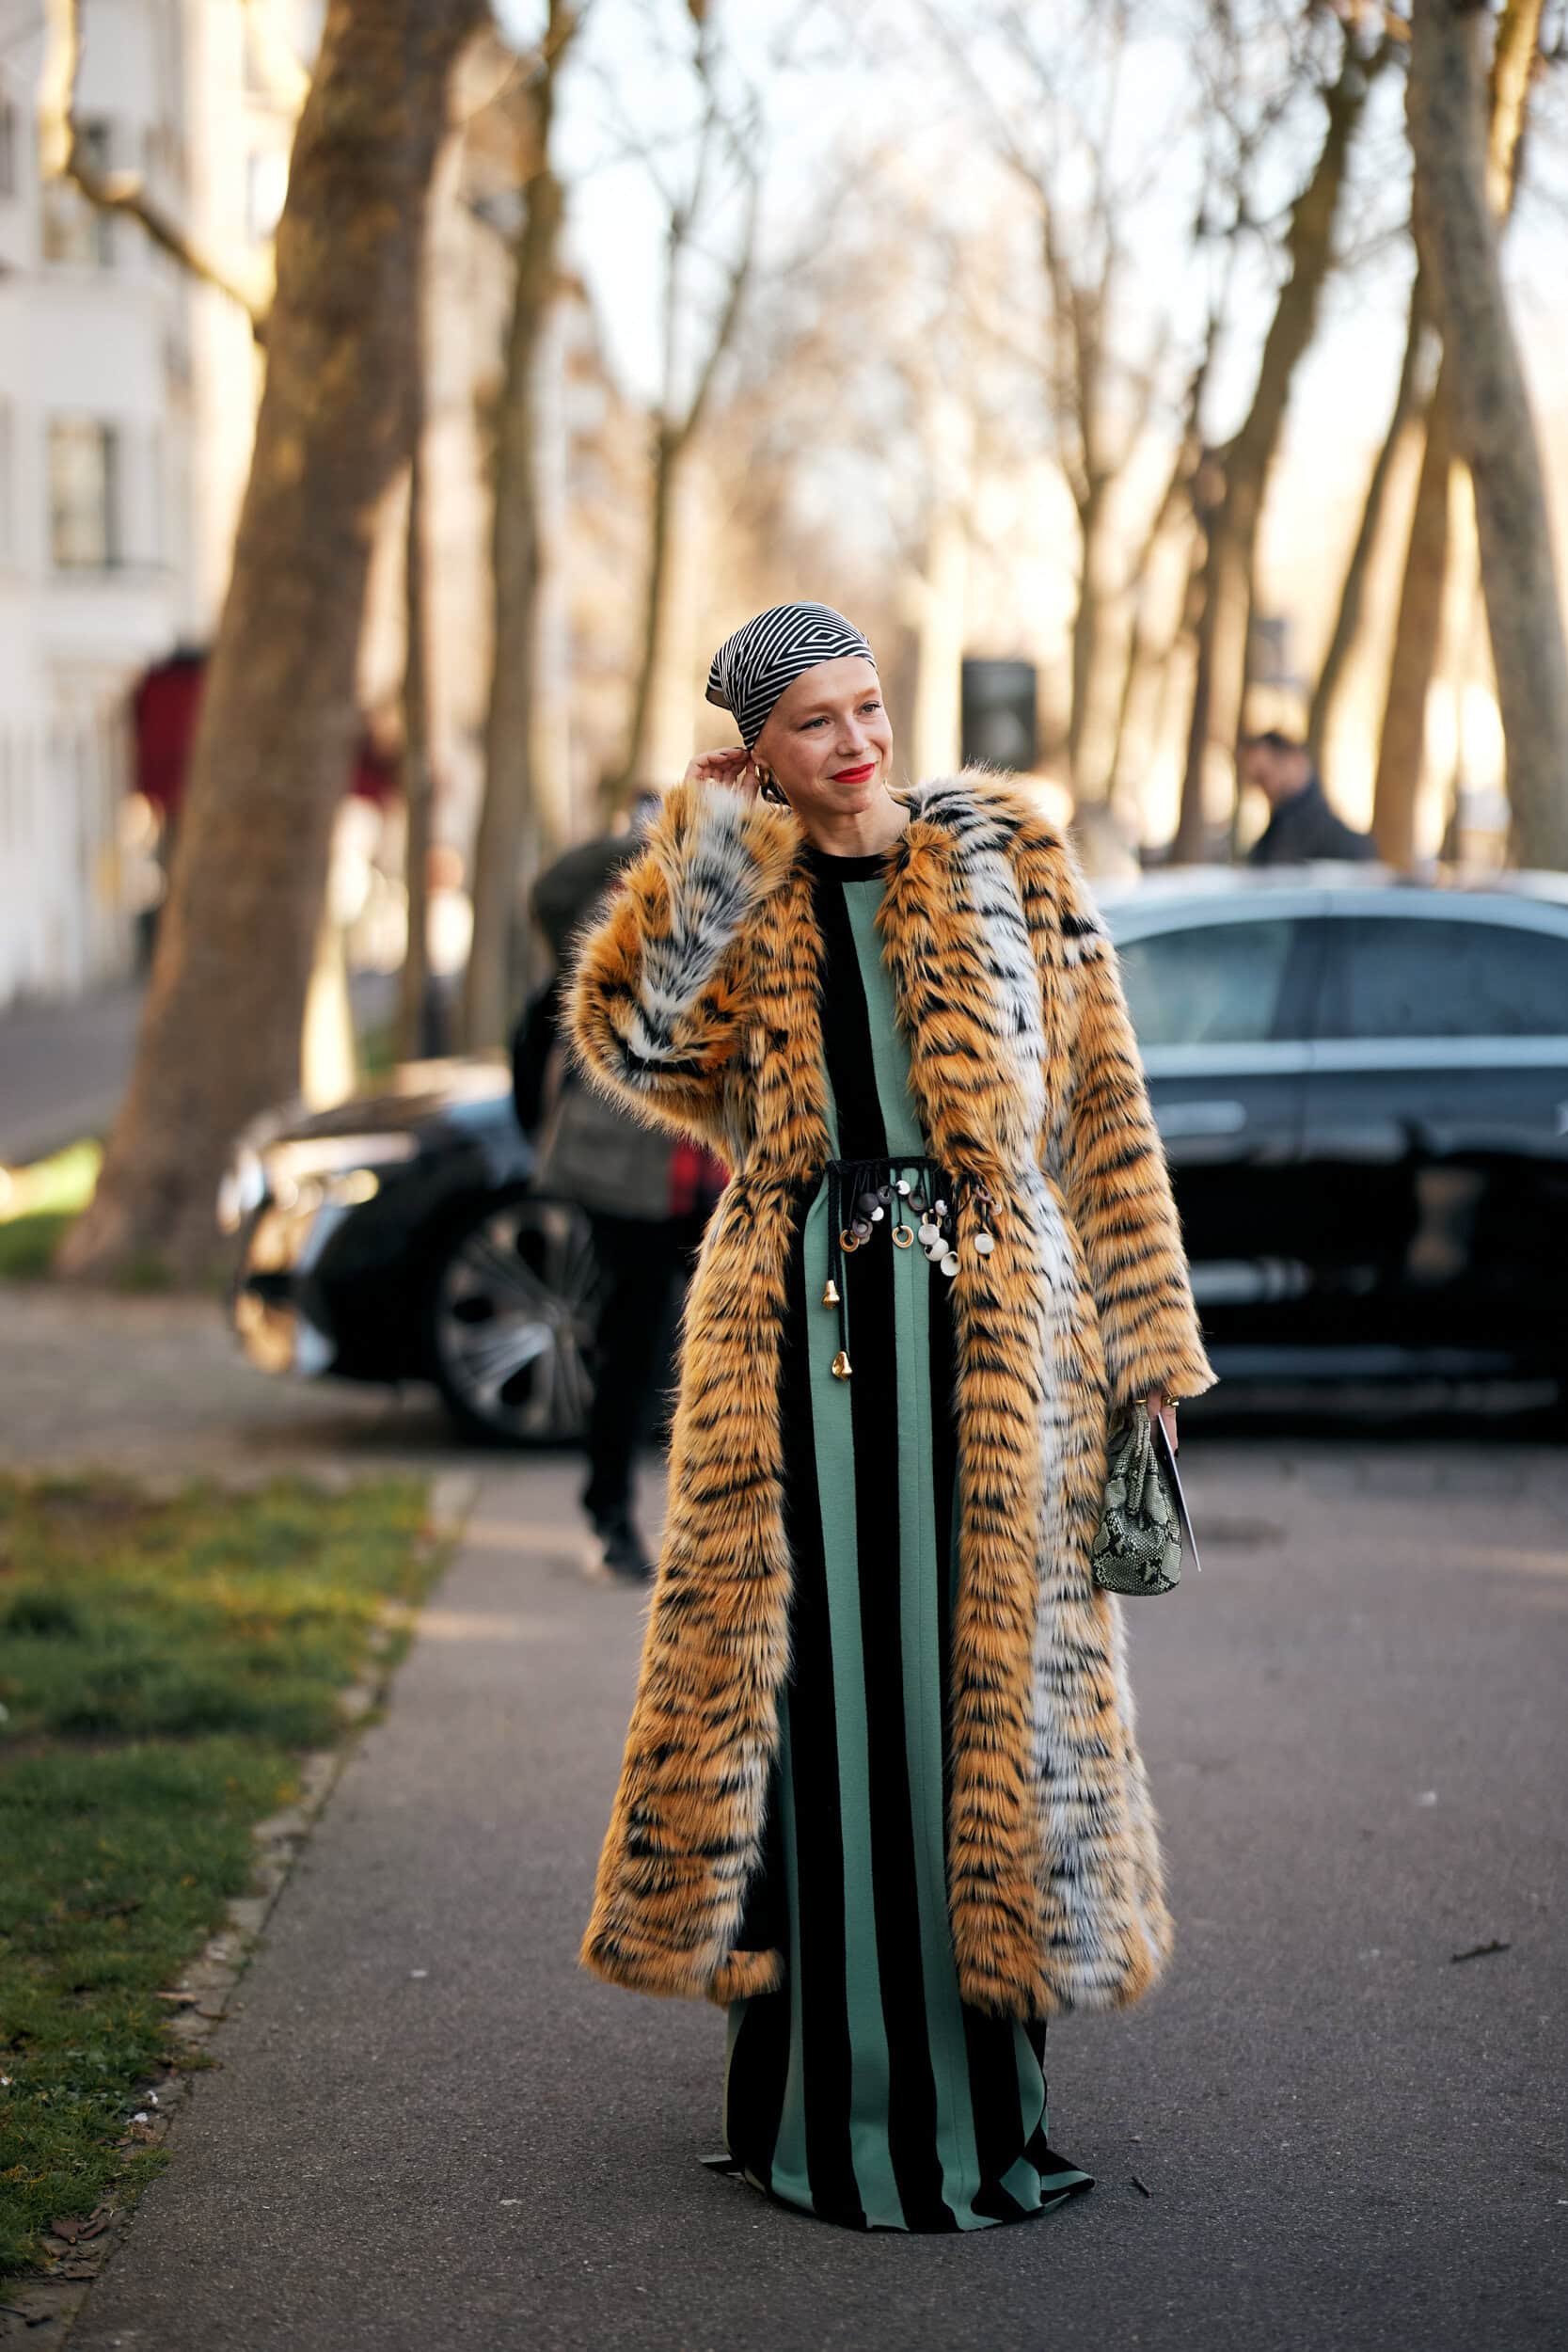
left=495, top=0, right=1568, bottom=643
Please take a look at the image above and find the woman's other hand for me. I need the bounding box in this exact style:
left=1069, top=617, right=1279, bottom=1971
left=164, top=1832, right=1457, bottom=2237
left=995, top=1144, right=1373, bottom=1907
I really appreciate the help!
left=682, top=746, right=756, bottom=795
left=1146, top=1386, right=1178, bottom=1451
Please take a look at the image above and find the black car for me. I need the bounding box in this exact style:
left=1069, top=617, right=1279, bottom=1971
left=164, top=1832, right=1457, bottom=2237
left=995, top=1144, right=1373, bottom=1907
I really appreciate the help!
left=219, top=1057, right=599, bottom=1444
left=1103, top=870, right=1568, bottom=1385
left=222, top=874, right=1568, bottom=1440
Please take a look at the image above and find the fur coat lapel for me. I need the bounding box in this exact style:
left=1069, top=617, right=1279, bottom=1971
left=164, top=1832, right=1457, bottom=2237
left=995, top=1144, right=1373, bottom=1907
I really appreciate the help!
left=569, top=771, right=1214, bottom=2020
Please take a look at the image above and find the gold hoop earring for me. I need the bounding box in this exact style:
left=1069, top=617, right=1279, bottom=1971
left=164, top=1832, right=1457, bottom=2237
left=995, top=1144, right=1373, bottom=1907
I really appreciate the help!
left=754, top=760, right=787, bottom=807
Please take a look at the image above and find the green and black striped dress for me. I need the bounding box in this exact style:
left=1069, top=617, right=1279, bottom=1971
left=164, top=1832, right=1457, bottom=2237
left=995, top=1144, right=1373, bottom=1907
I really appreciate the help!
left=721, top=839, right=1095, bottom=2233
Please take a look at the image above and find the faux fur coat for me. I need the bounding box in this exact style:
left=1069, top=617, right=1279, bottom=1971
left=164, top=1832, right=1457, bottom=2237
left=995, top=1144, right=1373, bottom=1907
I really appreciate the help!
left=568, top=770, right=1215, bottom=2023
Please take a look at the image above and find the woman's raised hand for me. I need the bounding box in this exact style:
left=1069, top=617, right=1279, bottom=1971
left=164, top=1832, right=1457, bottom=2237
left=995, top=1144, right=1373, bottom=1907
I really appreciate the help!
left=682, top=746, right=756, bottom=796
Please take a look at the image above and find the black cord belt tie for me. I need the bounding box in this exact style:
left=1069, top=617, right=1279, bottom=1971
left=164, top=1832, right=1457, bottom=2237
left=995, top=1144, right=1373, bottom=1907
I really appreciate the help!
left=822, top=1155, right=997, bottom=1378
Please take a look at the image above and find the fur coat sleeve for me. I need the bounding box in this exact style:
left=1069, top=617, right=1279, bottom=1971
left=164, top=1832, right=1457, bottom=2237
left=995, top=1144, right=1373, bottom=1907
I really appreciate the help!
left=1011, top=814, right=1215, bottom=1411
left=566, top=780, right=794, bottom=1156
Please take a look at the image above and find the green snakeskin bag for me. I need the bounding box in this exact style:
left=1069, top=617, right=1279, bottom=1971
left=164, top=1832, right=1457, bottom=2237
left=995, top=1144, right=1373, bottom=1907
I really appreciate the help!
left=1091, top=1402, right=1182, bottom=1597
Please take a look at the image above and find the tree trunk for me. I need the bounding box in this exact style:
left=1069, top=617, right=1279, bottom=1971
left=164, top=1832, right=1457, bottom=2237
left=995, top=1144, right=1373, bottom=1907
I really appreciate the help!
left=1408, top=0, right=1568, bottom=870
left=610, top=421, right=680, bottom=804
left=1106, top=339, right=1215, bottom=822
left=1371, top=368, right=1452, bottom=867
left=1174, top=462, right=1235, bottom=864
left=1307, top=269, right=1436, bottom=768
left=1067, top=479, right=1112, bottom=799
left=1172, top=34, right=1381, bottom=861
left=909, top=503, right=971, bottom=782
left=1106, top=518, right=1196, bottom=829
left=300, top=905, right=357, bottom=1107
left=1370, top=0, right=1541, bottom=868
left=59, top=0, right=483, bottom=1283
left=397, top=439, right=434, bottom=1059
left=463, top=5, right=576, bottom=1051
left=606, top=48, right=757, bottom=806
left=1439, top=549, right=1487, bottom=858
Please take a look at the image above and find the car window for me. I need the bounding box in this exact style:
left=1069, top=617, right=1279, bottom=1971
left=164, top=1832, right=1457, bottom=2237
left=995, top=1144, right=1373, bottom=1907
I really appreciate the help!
left=1320, top=915, right=1568, bottom=1040
left=1117, top=919, right=1300, bottom=1046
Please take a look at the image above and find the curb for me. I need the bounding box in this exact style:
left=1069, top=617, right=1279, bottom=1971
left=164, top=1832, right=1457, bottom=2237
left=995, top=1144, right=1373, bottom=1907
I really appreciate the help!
left=0, top=1470, right=481, bottom=2344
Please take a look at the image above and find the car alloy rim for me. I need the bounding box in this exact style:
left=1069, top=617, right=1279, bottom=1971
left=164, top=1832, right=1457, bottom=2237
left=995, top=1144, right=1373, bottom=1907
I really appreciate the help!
left=435, top=1196, right=599, bottom=1439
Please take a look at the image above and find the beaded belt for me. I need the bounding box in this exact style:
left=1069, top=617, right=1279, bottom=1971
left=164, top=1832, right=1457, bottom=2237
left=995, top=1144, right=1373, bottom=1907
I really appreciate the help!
left=821, top=1155, right=995, bottom=1379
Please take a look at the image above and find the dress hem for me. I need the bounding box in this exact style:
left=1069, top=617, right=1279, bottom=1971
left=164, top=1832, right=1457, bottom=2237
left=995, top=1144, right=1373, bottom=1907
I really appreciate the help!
left=720, top=2156, right=1097, bottom=2235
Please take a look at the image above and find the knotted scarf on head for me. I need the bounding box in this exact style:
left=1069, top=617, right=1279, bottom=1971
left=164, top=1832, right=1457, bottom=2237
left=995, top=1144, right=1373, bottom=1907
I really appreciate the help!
left=705, top=602, right=877, bottom=750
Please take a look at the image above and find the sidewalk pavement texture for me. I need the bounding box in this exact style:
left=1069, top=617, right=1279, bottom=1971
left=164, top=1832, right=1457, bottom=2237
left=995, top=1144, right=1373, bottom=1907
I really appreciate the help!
left=0, top=984, right=144, bottom=1168
left=0, top=967, right=397, bottom=1169
left=4, top=1285, right=1566, bottom=2351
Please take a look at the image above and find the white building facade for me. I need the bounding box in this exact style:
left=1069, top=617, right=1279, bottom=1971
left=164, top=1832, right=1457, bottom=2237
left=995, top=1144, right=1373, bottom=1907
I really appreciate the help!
left=0, top=0, right=299, bottom=1007
left=0, top=3, right=624, bottom=1009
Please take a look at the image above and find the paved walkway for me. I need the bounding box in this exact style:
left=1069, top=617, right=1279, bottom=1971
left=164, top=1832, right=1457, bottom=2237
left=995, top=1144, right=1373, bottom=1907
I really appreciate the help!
left=0, top=984, right=144, bottom=1168
left=0, top=967, right=397, bottom=1170
left=0, top=1282, right=450, bottom=1486
left=5, top=1287, right=1565, bottom=2350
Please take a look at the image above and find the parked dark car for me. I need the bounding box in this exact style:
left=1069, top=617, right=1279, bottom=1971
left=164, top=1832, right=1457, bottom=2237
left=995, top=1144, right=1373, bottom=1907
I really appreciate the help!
left=1101, top=870, right=1568, bottom=1385
left=222, top=874, right=1568, bottom=1440
left=219, top=1058, right=599, bottom=1444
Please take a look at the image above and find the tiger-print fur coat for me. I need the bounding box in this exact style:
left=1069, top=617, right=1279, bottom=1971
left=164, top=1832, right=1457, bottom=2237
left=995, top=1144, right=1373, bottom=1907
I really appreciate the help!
left=568, top=769, right=1215, bottom=2022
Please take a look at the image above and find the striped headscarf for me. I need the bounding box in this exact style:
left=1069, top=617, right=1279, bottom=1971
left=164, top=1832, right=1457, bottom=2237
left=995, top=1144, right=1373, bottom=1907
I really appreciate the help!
left=705, top=602, right=877, bottom=750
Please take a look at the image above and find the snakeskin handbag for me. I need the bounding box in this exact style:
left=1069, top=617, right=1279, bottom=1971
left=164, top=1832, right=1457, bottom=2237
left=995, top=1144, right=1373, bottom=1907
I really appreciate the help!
left=1091, top=1402, right=1184, bottom=1597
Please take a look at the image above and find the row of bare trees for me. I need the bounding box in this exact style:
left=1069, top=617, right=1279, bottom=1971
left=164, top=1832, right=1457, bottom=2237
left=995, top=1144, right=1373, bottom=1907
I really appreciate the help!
left=47, top=0, right=1568, bottom=1282
left=60, top=0, right=767, bottom=1280
left=1172, top=0, right=1568, bottom=872
left=1408, top=0, right=1568, bottom=870
left=889, top=0, right=1568, bottom=870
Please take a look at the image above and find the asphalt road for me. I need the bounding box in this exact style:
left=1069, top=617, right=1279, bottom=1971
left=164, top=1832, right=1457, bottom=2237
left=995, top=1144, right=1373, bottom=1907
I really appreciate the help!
left=0, top=984, right=144, bottom=1168
left=60, top=1429, right=1568, bottom=2352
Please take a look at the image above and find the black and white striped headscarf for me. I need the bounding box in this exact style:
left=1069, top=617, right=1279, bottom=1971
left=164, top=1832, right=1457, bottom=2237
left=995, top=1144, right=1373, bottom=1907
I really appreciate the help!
left=705, top=602, right=877, bottom=750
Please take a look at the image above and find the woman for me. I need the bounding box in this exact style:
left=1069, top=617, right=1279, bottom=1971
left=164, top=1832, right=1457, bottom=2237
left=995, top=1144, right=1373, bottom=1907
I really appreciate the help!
left=570, top=602, right=1214, bottom=2233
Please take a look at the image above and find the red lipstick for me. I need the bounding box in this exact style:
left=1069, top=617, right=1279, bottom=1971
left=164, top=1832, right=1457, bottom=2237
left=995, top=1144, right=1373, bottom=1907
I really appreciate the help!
left=831, top=763, right=877, bottom=783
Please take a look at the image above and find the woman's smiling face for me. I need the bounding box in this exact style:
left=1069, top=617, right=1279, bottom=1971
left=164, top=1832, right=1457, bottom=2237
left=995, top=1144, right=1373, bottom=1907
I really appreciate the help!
left=752, top=658, right=894, bottom=824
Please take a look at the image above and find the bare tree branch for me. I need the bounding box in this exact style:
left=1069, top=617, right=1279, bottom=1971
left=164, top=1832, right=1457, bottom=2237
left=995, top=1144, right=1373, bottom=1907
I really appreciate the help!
left=40, top=0, right=271, bottom=338
left=608, top=0, right=765, bottom=795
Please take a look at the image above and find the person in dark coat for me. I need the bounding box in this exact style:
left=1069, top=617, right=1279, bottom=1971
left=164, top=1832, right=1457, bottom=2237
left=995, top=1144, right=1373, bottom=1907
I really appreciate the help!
left=1242, top=731, right=1378, bottom=865
left=513, top=795, right=725, bottom=1582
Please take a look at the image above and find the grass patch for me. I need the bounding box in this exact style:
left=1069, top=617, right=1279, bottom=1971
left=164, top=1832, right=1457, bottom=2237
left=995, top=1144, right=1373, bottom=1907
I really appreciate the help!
left=0, top=1140, right=102, bottom=1281
left=0, top=1472, right=436, bottom=2275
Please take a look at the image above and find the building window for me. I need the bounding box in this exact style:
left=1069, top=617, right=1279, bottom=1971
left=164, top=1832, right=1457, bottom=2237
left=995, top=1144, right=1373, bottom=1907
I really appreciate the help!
left=41, top=119, right=116, bottom=267
left=48, top=420, right=121, bottom=569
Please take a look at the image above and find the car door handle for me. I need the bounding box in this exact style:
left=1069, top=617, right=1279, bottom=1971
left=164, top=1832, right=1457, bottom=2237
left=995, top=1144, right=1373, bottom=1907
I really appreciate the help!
left=1556, top=1101, right=1568, bottom=1136
left=1157, top=1100, right=1248, bottom=1138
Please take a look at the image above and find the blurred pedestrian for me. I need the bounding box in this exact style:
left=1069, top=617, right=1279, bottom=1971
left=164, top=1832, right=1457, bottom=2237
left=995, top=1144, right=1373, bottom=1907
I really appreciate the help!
left=515, top=798, right=724, bottom=1583
left=569, top=601, right=1213, bottom=2232
left=1242, top=729, right=1377, bottom=864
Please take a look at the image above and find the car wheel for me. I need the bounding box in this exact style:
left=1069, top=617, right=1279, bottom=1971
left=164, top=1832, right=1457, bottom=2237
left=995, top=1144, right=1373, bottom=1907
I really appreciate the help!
left=427, top=1188, right=600, bottom=1446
